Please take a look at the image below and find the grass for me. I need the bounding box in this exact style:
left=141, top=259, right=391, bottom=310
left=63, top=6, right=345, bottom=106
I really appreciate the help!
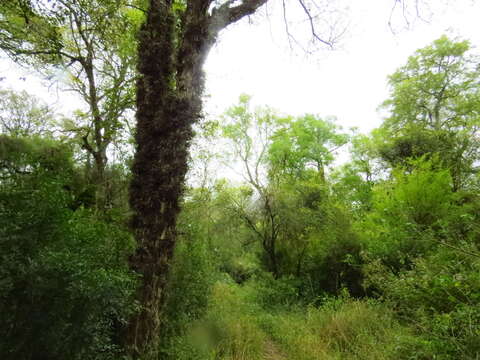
left=263, top=300, right=409, bottom=360
left=168, top=279, right=416, bottom=360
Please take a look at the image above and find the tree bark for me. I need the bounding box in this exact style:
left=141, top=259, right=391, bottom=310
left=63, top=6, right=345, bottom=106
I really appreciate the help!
left=125, top=0, right=269, bottom=357
left=92, top=147, right=108, bottom=210
left=126, top=0, right=213, bottom=356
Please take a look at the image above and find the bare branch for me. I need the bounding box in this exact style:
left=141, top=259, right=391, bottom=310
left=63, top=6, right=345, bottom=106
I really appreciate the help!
left=388, top=0, right=431, bottom=33
left=296, top=0, right=333, bottom=48
left=209, top=0, right=268, bottom=35
left=281, top=0, right=307, bottom=52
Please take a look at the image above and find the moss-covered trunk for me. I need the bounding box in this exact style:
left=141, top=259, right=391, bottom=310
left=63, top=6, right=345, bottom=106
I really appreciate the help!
left=125, top=0, right=213, bottom=356
left=125, top=0, right=269, bottom=356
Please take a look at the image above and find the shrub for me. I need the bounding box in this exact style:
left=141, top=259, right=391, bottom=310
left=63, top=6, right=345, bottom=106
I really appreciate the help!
left=366, top=245, right=480, bottom=359
left=358, top=159, right=456, bottom=270
left=0, top=137, right=136, bottom=360
left=160, top=237, right=216, bottom=359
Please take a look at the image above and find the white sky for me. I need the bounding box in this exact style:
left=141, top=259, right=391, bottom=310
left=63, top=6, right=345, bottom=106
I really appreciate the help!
left=1, top=0, right=480, bottom=136
left=204, top=0, right=480, bottom=133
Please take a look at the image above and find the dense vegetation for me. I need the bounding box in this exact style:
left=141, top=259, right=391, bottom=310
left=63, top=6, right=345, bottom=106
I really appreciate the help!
left=0, top=4, right=479, bottom=357
left=155, top=37, right=480, bottom=360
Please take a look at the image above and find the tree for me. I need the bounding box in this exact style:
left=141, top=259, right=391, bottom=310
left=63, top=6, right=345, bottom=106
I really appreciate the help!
left=331, top=133, right=382, bottom=214
left=0, top=88, right=56, bottom=137
left=379, top=36, right=480, bottom=190
left=127, top=0, right=322, bottom=347
left=269, top=114, right=349, bottom=181
left=220, top=95, right=294, bottom=279
left=218, top=96, right=350, bottom=286
left=0, top=0, right=139, bottom=209
left=127, top=0, right=427, bottom=356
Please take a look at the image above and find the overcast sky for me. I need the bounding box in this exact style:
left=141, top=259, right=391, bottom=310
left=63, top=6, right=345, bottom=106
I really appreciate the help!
left=1, top=0, right=479, bottom=136
left=204, top=0, right=480, bottom=133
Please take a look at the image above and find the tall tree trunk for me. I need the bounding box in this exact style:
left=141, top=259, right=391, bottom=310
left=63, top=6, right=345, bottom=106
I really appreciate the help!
left=125, top=0, right=212, bottom=356
left=126, top=2, right=178, bottom=355
left=125, top=0, right=269, bottom=356
left=81, top=128, right=109, bottom=211
left=93, top=148, right=107, bottom=210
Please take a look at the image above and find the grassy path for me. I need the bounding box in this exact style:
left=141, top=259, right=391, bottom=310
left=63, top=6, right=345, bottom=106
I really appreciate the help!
left=263, top=339, right=287, bottom=360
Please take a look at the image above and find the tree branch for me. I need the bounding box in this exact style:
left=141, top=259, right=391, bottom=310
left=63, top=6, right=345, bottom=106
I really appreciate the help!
left=209, top=0, right=268, bottom=35
left=296, top=0, right=333, bottom=48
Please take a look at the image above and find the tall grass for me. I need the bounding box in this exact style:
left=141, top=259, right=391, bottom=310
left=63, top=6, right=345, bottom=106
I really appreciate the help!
left=165, top=278, right=415, bottom=360
left=264, top=299, right=410, bottom=360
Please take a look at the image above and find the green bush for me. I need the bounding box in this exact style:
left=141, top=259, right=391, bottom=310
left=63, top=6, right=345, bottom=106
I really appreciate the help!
left=160, top=237, right=216, bottom=359
left=359, top=159, right=456, bottom=270
left=295, top=203, right=364, bottom=299
left=366, top=245, right=480, bottom=359
left=0, top=137, right=136, bottom=360
left=244, top=272, right=300, bottom=310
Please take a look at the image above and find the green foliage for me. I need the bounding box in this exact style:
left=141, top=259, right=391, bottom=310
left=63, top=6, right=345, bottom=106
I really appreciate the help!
left=359, top=158, right=455, bottom=268
left=365, top=245, right=480, bottom=359
left=0, top=135, right=72, bottom=176
left=377, top=159, right=452, bottom=227
left=350, top=37, right=480, bottom=359
left=244, top=273, right=300, bottom=310
left=379, top=35, right=480, bottom=190
left=331, top=132, right=382, bottom=216
left=296, top=202, right=364, bottom=298
left=0, top=89, right=56, bottom=137
left=160, top=237, right=216, bottom=359
left=269, top=114, right=349, bottom=180
left=0, top=137, right=136, bottom=360
left=263, top=298, right=412, bottom=360
left=179, top=181, right=258, bottom=283
left=2, top=32, right=480, bottom=360
left=382, top=36, right=474, bottom=132
left=169, top=51, right=480, bottom=357
left=0, top=0, right=140, bottom=211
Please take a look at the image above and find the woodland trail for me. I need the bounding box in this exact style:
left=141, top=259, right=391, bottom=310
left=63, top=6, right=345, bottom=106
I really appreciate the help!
left=263, top=339, right=287, bottom=360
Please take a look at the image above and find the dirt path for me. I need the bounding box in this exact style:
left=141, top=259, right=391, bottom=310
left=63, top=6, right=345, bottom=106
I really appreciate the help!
left=263, top=339, right=287, bottom=360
